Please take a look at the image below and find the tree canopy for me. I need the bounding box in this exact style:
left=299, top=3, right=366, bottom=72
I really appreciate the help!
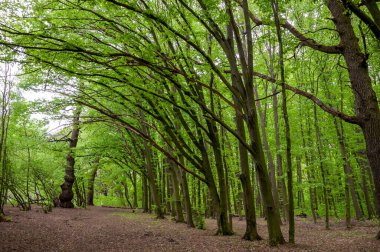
left=0, top=0, right=379, bottom=247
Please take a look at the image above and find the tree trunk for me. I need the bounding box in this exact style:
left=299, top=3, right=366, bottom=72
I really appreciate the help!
left=271, top=0, right=294, bottom=242
left=334, top=118, right=360, bottom=224
left=209, top=125, right=233, bottom=235
left=132, top=171, right=138, bottom=208
left=234, top=98, right=261, bottom=240
left=202, top=144, right=232, bottom=235
left=139, top=111, right=164, bottom=219
left=355, top=141, right=374, bottom=219
left=142, top=173, right=149, bottom=212
left=296, top=156, right=305, bottom=209
left=178, top=156, right=194, bottom=227
left=245, top=96, right=285, bottom=245
left=0, top=64, right=11, bottom=216
left=86, top=159, right=99, bottom=206
left=328, top=0, right=380, bottom=237
left=254, top=86, right=280, bottom=219
left=121, top=181, right=133, bottom=209
left=313, top=105, right=329, bottom=229
left=59, top=106, right=81, bottom=208
left=270, top=58, right=288, bottom=222
left=144, top=142, right=164, bottom=218
left=168, top=159, right=184, bottom=222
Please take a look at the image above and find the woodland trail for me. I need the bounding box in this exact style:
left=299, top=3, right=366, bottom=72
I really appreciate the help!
left=0, top=205, right=379, bottom=251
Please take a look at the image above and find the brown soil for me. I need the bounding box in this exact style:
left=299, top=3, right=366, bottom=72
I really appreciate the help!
left=1, top=205, right=379, bottom=251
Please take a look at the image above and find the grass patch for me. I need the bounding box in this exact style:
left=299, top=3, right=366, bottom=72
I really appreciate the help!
left=0, top=214, right=12, bottom=222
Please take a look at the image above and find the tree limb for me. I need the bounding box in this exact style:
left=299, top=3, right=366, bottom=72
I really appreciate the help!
left=342, top=0, right=380, bottom=40
left=251, top=71, right=362, bottom=124
left=235, top=0, right=343, bottom=54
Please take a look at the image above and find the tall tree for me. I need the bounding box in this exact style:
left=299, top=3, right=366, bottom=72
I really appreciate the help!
left=59, top=105, right=81, bottom=208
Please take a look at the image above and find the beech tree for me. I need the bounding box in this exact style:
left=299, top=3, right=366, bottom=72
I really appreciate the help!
left=0, top=0, right=379, bottom=245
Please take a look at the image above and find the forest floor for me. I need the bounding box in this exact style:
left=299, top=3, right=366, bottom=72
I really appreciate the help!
left=1, top=205, right=379, bottom=251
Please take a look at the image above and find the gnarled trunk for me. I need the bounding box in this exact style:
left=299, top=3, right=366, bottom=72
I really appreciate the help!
left=59, top=106, right=81, bottom=208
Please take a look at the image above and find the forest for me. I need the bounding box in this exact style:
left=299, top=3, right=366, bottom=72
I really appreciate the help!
left=0, top=0, right=380, bottom=251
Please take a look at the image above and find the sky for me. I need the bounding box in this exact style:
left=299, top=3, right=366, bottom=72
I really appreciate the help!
left=23, top=90, right=69, bottom=133
left=1, top=62, right=67, bottom=134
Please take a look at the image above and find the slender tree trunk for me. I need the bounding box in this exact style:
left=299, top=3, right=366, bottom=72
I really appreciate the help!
left=313, top=105, right=329, bottom=229
left=334, top=118, right=351, bottom=227
left=271, top=0, right=294, bottom=242
left=132, top=171, right=138, bottom=208
left=296, top=156, right=305, bottom=209
left=355, top=137, right=374, bottom=219
left=270, top=63, right=288, bottom=222
left=144, top=142, right=163, bottom=218
left=224, top=8, right=261, bottom=240
left=178, top=155, right=194, bottom=227
left=254, top=86, right=280, bottom=218
left=165, top=166, right=171, bottom=216
left=223, top=0, right=285, bottom=244
left=121, top=181, right=133, bottom=209
left=168, top=159, right=184, bottom=222
left=304, top=105, right=319, bottom=223
left=245, top=90, right=285, bottom=244
left=142, top=173, right=149, bottom=213
left=221, top=130, right=233, bottom=232
left=194, top=70, right=232, bottom=235
left=23, top=124, right=31, bottom=210
left=230, top=177, right=238, bottom=216
left=233, top=87, right=261, bottom=240
left=360, top=163, right=374, bottom=219
left=86, top=158, right=99, bottom=206
left=139, top=111, right=164, bottom=219
left=209, top=129, right=233, bottom=235
left=0, top=64, right=11, bottom=217
left=344, top=142, right=363, bottom=219
left=201, top=147, right=226, bottom=233
left=148, top=186, right=152, bottom=213
left=74, top=178, right=86, bottom=207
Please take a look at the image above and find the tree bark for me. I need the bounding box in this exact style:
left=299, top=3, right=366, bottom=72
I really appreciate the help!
left=254, top=86, right=280, bottom=220
left=132, top=171, right=138, bottom=208
left=271, top=0, right=294, bottom=242
left=59, top=106, right=81, bottom=208
left=168, top=158, right=185, bottom=222
left=304, top=112, right=319, bottom=223
left=86, top=158, right=99, bottom=206
left=334, top=117, right=351, bottom=227
left=328, top=0, right=380, bottom=237
left=296, top=156, right=305, bottom=209
left=142, top=172, right=149, bottom=213
left=234, top=95, right=261, bottom=240
left=139, top=110, right=164, bottom=218
left=121, top=180, right=133, bottom=209
left=144, top=139, right=164, bottom=218
left=336, top=119, right=363, bottom=220
left=354, top=132, right=375, bottom=219
left=313, top=105, right=329, bottom=229
left=178, top=156, right=194, bottom=227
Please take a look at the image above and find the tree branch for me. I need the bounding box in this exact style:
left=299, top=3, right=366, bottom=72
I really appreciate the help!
left=251, top=71, right=362, bottom=124
left=342, top=0, right=380, bottom=40
left=235, top=0, right=343, bottom=54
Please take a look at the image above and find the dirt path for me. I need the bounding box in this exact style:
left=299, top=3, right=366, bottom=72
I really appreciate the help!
left=1, top=205, right=379, bottom=251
